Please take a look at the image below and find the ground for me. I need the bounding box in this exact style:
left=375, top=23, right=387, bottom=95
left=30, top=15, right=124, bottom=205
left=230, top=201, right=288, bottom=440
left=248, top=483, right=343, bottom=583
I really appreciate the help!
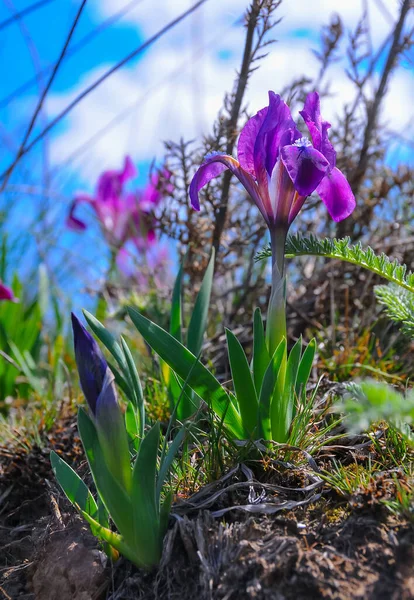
left=1, top=412, right=413, bottom=600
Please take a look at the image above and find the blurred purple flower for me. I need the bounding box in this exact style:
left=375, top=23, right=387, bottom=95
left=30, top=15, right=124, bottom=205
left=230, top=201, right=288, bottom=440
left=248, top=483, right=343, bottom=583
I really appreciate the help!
left=67, top=156, right=172, bottom=254
left=0, top=281, right=16, bottom=302
left=190, top=91, right=355, bottom=231
left=117, top=243, right=172, bottom=292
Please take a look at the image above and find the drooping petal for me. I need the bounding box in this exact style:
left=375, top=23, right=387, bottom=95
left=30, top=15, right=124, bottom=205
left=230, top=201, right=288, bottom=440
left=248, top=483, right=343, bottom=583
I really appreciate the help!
left=237, top=106, right=268, bottom=176
left=71, top=313, right=108, bottom=415
left=0, top=281, right=15, bottom=302
left=281, top=144, right=329, bottom=197
left=189, top=154, right=228, bottom=210
left=300, top=92, right=336, bottom=167
left=189, top=153, right=267, bottom=221
left=316, top=166, right=356, bottom=222
left=66, top=195, right=94, bottom=231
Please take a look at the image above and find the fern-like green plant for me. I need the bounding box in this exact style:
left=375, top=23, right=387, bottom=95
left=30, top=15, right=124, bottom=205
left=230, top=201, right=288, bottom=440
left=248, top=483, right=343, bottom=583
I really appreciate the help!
left=341, top=380, right=414, bottom=446
left=255, top=234, right=414, bottom=294
left=374, top=284, right=414, bottom=339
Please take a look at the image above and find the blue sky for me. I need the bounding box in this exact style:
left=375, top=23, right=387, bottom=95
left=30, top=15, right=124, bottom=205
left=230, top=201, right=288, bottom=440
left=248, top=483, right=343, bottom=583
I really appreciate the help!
left=0, top=0, right=412, bottom=312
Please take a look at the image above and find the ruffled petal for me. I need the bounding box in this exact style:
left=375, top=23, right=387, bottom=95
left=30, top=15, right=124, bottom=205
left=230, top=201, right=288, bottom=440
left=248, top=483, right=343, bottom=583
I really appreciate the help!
left=254, top=92, right=297, bottom=178
left=300, top=92, right=336, bottom=167
left=299, top=92, right=322, bottom=149
left=280, top=145, right=329, bottom=197
left=316, top=167, right=356, bottom=222
left=237, top=106, right=268, bottom=175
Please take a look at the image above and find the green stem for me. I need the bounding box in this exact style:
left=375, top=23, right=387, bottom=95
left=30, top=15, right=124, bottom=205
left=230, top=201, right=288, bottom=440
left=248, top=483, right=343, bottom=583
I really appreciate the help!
left=107, top=248, right=118, bottom=281
left=266, top=227, right=287, bottom=356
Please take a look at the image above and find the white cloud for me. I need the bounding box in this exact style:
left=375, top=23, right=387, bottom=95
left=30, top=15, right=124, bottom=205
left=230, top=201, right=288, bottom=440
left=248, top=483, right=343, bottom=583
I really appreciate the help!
left=49, top=0, right=413, bottom=184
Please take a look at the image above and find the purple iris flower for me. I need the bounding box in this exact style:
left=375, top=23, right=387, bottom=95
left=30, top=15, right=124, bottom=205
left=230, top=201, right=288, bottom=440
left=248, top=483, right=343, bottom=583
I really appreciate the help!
left=190, top=91, right=355, bottom=232
left=67, top=156, right=172, bottom=254
left=71, top=313, right=131, bottom=490
left=71, top=313, right=108, bottom=416
left=0, top=281, right=16, bottom=302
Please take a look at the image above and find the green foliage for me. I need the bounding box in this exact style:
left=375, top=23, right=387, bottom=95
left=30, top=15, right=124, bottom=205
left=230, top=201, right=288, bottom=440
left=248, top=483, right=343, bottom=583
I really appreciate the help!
left=83, top=310, right=145, bottom=439
left=374, top=284, right=414, bottom=338
left=163, top=250, right=215, bottom=420
left=256, top=234, right=414, bottom=293
left=129, top=304, right=316, bottom=445
left=0, top=268, right=67, bottom=411
left=51, top=331, right=185, bottom=569
left=0, top=275, right=42, bottom=403
left=341, top=380, right=414, bottom=446
left=382, top=476, right=414, bottom=522
left=128, top=306, right=245, bottom=439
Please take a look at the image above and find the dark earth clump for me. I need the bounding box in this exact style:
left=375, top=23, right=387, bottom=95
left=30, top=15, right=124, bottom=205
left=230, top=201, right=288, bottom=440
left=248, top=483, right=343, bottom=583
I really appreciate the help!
left=1, top=415, right=413, bottom=600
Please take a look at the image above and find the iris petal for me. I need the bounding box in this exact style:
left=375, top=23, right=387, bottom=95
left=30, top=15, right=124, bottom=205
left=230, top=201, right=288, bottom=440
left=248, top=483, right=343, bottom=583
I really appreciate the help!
left=300, top=92, right=336, bottom=167
left=254, top=92, right=296, bottom=179
left=316, top=167, right=356, bottom=222
left=238, top=106, right=268, bottom=176
left=280, top=145, right=329, bottom=197
left=189, top=153, right=267, bottom=221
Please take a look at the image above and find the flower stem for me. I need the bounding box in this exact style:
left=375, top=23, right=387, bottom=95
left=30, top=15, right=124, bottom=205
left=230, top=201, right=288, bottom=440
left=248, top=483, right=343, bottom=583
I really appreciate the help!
left=266, top=227, right=287, bottom=356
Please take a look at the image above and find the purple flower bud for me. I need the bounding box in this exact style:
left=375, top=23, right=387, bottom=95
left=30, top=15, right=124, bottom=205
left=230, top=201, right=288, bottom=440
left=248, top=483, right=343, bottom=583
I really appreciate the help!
left=71, top=313, right=107, bottom=415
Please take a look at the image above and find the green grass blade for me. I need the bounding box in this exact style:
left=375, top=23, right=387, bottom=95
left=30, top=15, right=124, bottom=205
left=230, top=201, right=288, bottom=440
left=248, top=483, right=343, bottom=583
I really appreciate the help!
left=83, top=310, right=127, bottom=370
left=258, top=340, right=286, bottom=440
left=125, top=401, right=140, bottom=453
left=170, top=261, right=184, bottom=343
left=272, top=337, right=302, bottom=442
left=187, top=248, right=215, bottom=356
left=226, top=329, right=259, bottom=437
left=131, top=422, right=161, bottom=567
left=120, top=336, right=145, bottom=437
left=77, top=408, right=133, bottom=535
left=174, top=373, right=201, bottom=420
left=295, top=338, right=316, bottom=405
left=159, top=491, right=173, bottom=539
left=284, top=337, right=303, bottom=425
left=156, top=426, right=186, bottom=498
left=50, top=450, right=98, bottom=521
left=252, top=307, right=270, bottom=394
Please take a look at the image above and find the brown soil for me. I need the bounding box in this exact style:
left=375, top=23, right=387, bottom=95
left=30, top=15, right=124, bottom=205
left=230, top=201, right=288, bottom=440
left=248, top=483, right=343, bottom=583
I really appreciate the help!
left=1, top=416, right=413, bottom=600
